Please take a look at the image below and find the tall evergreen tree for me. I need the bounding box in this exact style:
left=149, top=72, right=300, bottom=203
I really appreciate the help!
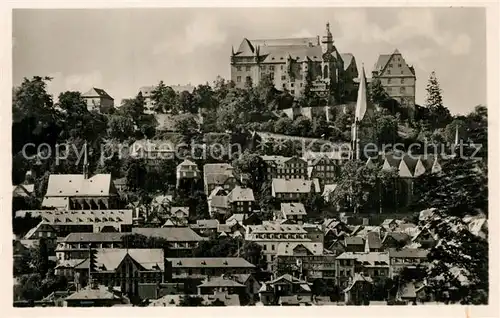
left=424, top=71, right=452, bottom=129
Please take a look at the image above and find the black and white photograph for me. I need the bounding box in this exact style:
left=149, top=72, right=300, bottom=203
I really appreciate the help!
left=6, top=3, right=495, bottom=310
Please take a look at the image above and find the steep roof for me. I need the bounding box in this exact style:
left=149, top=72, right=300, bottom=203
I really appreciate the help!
left=345, top=236, right=365, bottom=246
left=191, top=219, right=220, bottom=229
left=388, top=248, right=428, bottom=258
left=63, top=232, right=126, bottom=243
left=247, top=222, right=308, bottom=234
left=281, top=202, right=307, bottom=216
left=16, top=209, right=133, bottom=225
left=340, top=53, right=354, bottom=70
left=198, top=277, right=245, bottom=288
left=44, top=174, right=114, bottom=198
left=23, top=221, right=56, bottom=240
left=93, top=248, right=165, bottom=271
left=132, top=227, right=205, bottom=242
left=82, top=88, right=114, bottom=100
left=167, top=257, right=255, bottom=268
left=351, top=252, right=390, bottom=267
left=366, top=232, right=383, bottom=249
left=66, top=285, right=122, bottom=301
left=276, top=242, right=323, bottom=256
left=272, top=178, right=320, bottom=194
left=228, top=186, right=255, bottom=202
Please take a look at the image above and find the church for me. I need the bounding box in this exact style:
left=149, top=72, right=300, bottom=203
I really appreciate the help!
left=230, top=23, right=358, bottom=103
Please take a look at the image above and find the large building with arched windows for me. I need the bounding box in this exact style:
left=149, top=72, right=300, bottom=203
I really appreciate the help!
left=230, top=23, right=358, bottom=104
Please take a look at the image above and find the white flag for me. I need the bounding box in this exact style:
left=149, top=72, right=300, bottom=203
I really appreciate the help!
left=355, top=66, right=369, bottom=122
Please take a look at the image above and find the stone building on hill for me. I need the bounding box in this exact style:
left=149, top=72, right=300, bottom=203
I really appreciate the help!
left=231, top=23, right=358, bottom=103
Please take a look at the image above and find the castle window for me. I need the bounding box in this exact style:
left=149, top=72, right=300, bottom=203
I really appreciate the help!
left=246, top=66, right=251, bottom=71
left=237, top=76, right=241, bottom=82
left=236, top=66, right=241, bottom=71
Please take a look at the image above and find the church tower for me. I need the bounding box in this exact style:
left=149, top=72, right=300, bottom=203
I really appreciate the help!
left=321, top=22, right=334, bottom=53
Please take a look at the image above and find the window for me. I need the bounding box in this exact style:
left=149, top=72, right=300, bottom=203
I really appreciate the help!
left=387, top=70, right=391, bottom=74
left=291, top=83, right=294, bottom=88
left=398, top=64, right=402, bottom=67
left=291, top=90, right=295, bottom=94
left=282, top=83, right=286, bottom=88
left=246, top=66, right=251, bottom=71
left=270, top=73, right=275, bottom=79
left=300, top=83, right=303, bottom=87
left=280, top=65, right=284, bottom=70
left=401, top=78, right=405, bottom=84
left=261, top=65, right=266, bottom=71
left=271, top=244, right=275, bottom=251
left=388, top=79, right=392, bottom=84
left=389, top=64, right=393, bottom=68
left=263, top=245, right=267, bottom=251
left=281, top=75, right=286, bottom=80
left=236, top=66, right=241, bottom=71
left=237, top=76, right=241, bottom=82
left=270, top=65, right=275, bottom=71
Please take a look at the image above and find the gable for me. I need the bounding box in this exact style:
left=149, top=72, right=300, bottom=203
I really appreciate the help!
left=414, top=159, right=427, bottom=177
left=398, top=160, right=413, bottom=178
left=379, top=53, right=415, bottom=77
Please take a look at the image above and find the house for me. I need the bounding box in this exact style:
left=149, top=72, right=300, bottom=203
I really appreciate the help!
left=189, top=219, right=220, bottom=237
left=258, top=274, right=312, bottom=306
left=150, top=195, right=174, bottom=218
left=207, top=189, right=231, bottom=219
left=327, top=239, right=346, bottom=256
left=168, top=206, right=189, bottom=226
left=41, top=173, right=120, bottom=210
left=75, top=249, right=166, bottom=297
left=166, top=258, right=256, bottom=293
left=132, top=227, right=206, bottom=257
left=149, top=293, right=240, bottom=306
left=381, top=219, right=398, bottom=231
left=343, top=273, right=373, bottom=305
left=278, top=295, right=314, bottom=306
left=203, top=163, right=237, bottom=195
left=275, top=243, right=335, bottom=280
left=23, top=220, right=58, bottom=251
left=303, top=152, right=343, bottom=188
left=276, top=203, right=307, bottom=224
left=56, top=232, right=127, bottom=261
left=261, top=155, right=308, bottom=180
left=322, top=184, right=339, bottom=203
left=371, top=49, right=416, bottom=115
left=381, top=232, right=410, bottom=249
left=245, top=222, right=312, bottom=271
left=335, top=253, right=357, bottom=288
left=340, top=52, right=359, bottom=101
left=16, top=209, right=133, bottom=236
left=344, top=236, right=365, bottom=252
left=271, top=178, right=320, bottom=201
left=176, top=159, right=200, bottom=188
left=302, top=223, right=324, bottom=243
left=388, top=248, right=428, bottom=278
left=225, top=213, right=260, bottom=226
left=364, top=232, right=383, bottom=252
left=82, top=88, right=114, bottom=113
left=346, top=252, right=390, bottom=279
left=227, top=186, right=255, bottom=213
left=65, top=284, right=128, bottom=307
left=411, top=227, right=437, bottom=248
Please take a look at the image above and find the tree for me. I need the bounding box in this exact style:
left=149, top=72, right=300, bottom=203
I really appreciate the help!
left=424, top=71, right=452, bottom=129
left=369, top=78, right=389, bottom=105
left=151, top=81, right=179, bottom=114
left=32, top=238, right=49, bottom=277
left=273, top=117, right=293, bottom=135
left=414, top=157, right=487, bottom=218
left=290, top=116, right=313, bottom=137
left=332, top=161, right=398, bottom=213
left=240, top=241, right=266, bottom=270
left=107, top=115, right=135, bottom=141
left=178, top=90, right=196, bottom=113
left=232, top=150, right=266, bottom=191
left=121, top=233, right=170, bottom=251
left=125, top=159, right=148, bottom=191
left=192, top=84, right=216, bottom=110
left=173, top=113, right=199, bottom=143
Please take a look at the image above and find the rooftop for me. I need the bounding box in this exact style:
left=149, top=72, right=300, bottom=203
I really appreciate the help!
left=167, top=257, right=256, bottom=268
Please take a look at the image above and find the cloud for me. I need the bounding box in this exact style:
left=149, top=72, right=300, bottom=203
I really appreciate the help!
left=153, top=14, right=227, bottom=55
left=45, top=70, right=103, bottom=100
left=450, top=33, right=472, bottom=55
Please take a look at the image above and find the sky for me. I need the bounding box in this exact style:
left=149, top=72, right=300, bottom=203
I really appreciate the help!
left=12, top=7, right=486, bottom=115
